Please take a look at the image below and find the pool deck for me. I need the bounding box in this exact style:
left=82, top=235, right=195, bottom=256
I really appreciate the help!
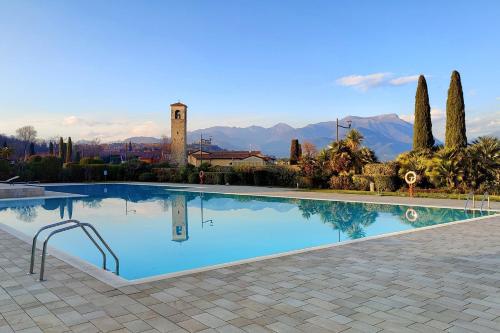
left=1, top=184, right=500, bottom=332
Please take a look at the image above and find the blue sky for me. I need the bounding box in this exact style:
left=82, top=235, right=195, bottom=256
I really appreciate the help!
left=0, top=0, right=499, bottom=141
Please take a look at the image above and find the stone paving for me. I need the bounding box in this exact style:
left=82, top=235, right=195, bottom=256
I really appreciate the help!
left=1, top=207, right=500, bottom=332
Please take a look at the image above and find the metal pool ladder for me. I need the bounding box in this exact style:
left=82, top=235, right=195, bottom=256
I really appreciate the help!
left=480, top=192, right=490, bottom=212
left=29, top=219, right=119, bottom=281
left=464, top=191, right=474, bottom=211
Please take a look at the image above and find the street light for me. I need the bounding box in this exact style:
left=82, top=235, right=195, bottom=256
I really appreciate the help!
left=199, top=133, right=212, bottom=166
left=336, top=118, right=352, bottom=142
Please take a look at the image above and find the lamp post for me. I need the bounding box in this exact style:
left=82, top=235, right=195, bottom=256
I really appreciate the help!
left=336, top=118, right=352, bottom=142
left=199, top=134, right=212, bottom=167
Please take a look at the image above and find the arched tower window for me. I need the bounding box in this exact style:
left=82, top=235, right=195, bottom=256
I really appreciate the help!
left=175, top=110, right=181, bottom=119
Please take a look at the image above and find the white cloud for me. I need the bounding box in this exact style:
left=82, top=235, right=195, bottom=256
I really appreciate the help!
left=336, top=73, right=391, bottom=91
left=337, top=73, right=421, bottom=91
left=399, top=114, right=414, bottom=123
left=496, top=97, right=500, bottom=100
left=399, top=108, right=444, bottom=124
left=466, top=111, right=500, bottom=137
left=389, top=75, right=420, bottom=86
left=431, top=108, right=445, bottom=120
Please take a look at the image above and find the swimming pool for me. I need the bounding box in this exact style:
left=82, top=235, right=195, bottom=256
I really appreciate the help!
left=0, top=184, right=495, bottom=281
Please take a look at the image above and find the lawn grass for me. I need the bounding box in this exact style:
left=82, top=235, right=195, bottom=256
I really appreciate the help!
left=299, top=188, right=500, bottom=202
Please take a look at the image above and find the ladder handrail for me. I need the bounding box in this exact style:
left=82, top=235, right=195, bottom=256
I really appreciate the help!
left=464, top=191, right=474, bottom=211
left=78, top=222, right=119, bottom=276
left=30, top=220, right=107, bottom=274
left=30, top=220, right=81, bottom=274
left=29, top=219, right=119, bottom=281
left=480, top=192, right=489, bottom=212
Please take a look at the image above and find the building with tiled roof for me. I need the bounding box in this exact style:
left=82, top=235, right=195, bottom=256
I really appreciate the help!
left=188, top=150, right=274, bottom=167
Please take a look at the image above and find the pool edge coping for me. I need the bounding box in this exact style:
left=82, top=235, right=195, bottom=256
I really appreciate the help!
left=37, top=182, right=500, bottom=212
left=1, top=210, right=498, bottom=289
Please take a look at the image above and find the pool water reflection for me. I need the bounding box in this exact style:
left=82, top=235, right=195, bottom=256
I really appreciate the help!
left=0, top=184, right=494, bottom=280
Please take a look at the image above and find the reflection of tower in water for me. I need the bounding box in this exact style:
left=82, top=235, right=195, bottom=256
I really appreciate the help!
left=172, top=195, right=188, bottom=242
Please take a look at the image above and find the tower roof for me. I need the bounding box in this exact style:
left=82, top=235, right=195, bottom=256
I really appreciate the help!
left=170, top=102, right=187, bottom=107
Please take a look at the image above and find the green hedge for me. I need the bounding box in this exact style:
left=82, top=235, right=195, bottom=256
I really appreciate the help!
left=352, top=175, right=371, bottom=191
left=373, top=175, right=399, bottom=192
left=363, top=162, right=398, bottom=176
left=329, top=175, right=353, bottom=190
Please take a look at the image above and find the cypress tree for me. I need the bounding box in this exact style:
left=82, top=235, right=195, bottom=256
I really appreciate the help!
left=445, top=70, right=467, bottom=148
left=58, top=137, right=64, bottom=158
left=413, top=75, right=434, bottom=150
left=290, top=139, right=300, bottom=165
left=66, top=137, right=73, bottom=163
left=49, top=141, right=54, bottom=155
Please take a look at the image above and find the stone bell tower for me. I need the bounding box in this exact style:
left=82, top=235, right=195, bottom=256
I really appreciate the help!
left=170, top=102, right=187, bottom=166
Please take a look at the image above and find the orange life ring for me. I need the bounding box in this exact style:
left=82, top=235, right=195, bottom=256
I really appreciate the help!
left=199, top=170, right=205, bottom=178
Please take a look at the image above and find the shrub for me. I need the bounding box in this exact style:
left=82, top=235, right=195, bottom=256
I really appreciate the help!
left=80, top=157, right=104, bottom=165
left=363, top=162, right=398, bottom=176
left=122, top=160, right=150, bottom=180
left=25, top=156, right=62, bottom=182
left=329, top=175, right=353, bottom=190
left=224, top=172, right=237, bottom=185
left=0, top=159, right=12, bottom=179
left=253, top=169, right=268, bottom=186
left=352, top=175, right=371, bottom=191
left=202, top=172, right=216, bottom=184
left=83, top=164, right=106, bottom=181
left=138, top=172, right=157, bottom=182
left=153, top=168, right=175, bottom=182
left=187, top=171, right=199, bottom=184
left=62, top=163, right=84, bottom=181
left=107, top=165, right=124, bottom=181
left=298, top=176, right=314, bottom=188
left=373, top=175, right=398, bottom=192
left=214, top=172, right=224, bottom=185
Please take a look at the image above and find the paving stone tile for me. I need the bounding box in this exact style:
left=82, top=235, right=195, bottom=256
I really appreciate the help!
left=1, top=209, right=500, bottom=333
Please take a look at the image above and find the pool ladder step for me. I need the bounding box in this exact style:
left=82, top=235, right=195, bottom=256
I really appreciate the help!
left=29, top=219, right=119, bottom=281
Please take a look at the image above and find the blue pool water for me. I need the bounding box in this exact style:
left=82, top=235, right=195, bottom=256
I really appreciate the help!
left=0, top=184, right=494, bottom=280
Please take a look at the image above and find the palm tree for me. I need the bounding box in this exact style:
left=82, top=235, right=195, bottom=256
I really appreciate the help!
left=426, top=148, right=465, bottom=190
left=466, top=136, right=500, bottom=191
left=345, top=129, right=364, bottom=151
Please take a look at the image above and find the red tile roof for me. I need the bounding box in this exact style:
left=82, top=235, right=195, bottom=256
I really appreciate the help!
left=170, top=102, right=187, bottom=107
left=189, top=150, right=273, bottom=161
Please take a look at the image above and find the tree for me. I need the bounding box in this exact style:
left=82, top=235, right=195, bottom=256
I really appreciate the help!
left=16, top=125, right=37, bottom=160
left=445, top=70, right=467, bottom=149
left=0, top=146, right=13, bottom=159
left=345, top=129, right=364, bottom=151
left=289, top=139, right=300, bottom=165
left=425, top=148, right=465, bottom=190
left=66, top=137, right=73, bottom=163
left=49, top=142, right=54, bottom=155
left=464, top=136, right=500, bottom=191
left=28, top=142, right=35, bottom=156
left=301, top=141, right=317, bottom=158
left=75, top=151, right=81, bottom=163
left=58, top=137, right=64, bottom=159
left=413, top=75, right=434, bottom=150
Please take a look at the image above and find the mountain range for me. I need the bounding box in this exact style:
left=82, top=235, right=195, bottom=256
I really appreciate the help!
left=124, top=114, right=415, bottom=160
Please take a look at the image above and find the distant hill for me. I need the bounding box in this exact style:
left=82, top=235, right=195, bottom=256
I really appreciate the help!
left=116, top=114, right=430, bottom=160
left=188, top=114, right=415, bottom=160
left=123, top=136, right=161, bottom=144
